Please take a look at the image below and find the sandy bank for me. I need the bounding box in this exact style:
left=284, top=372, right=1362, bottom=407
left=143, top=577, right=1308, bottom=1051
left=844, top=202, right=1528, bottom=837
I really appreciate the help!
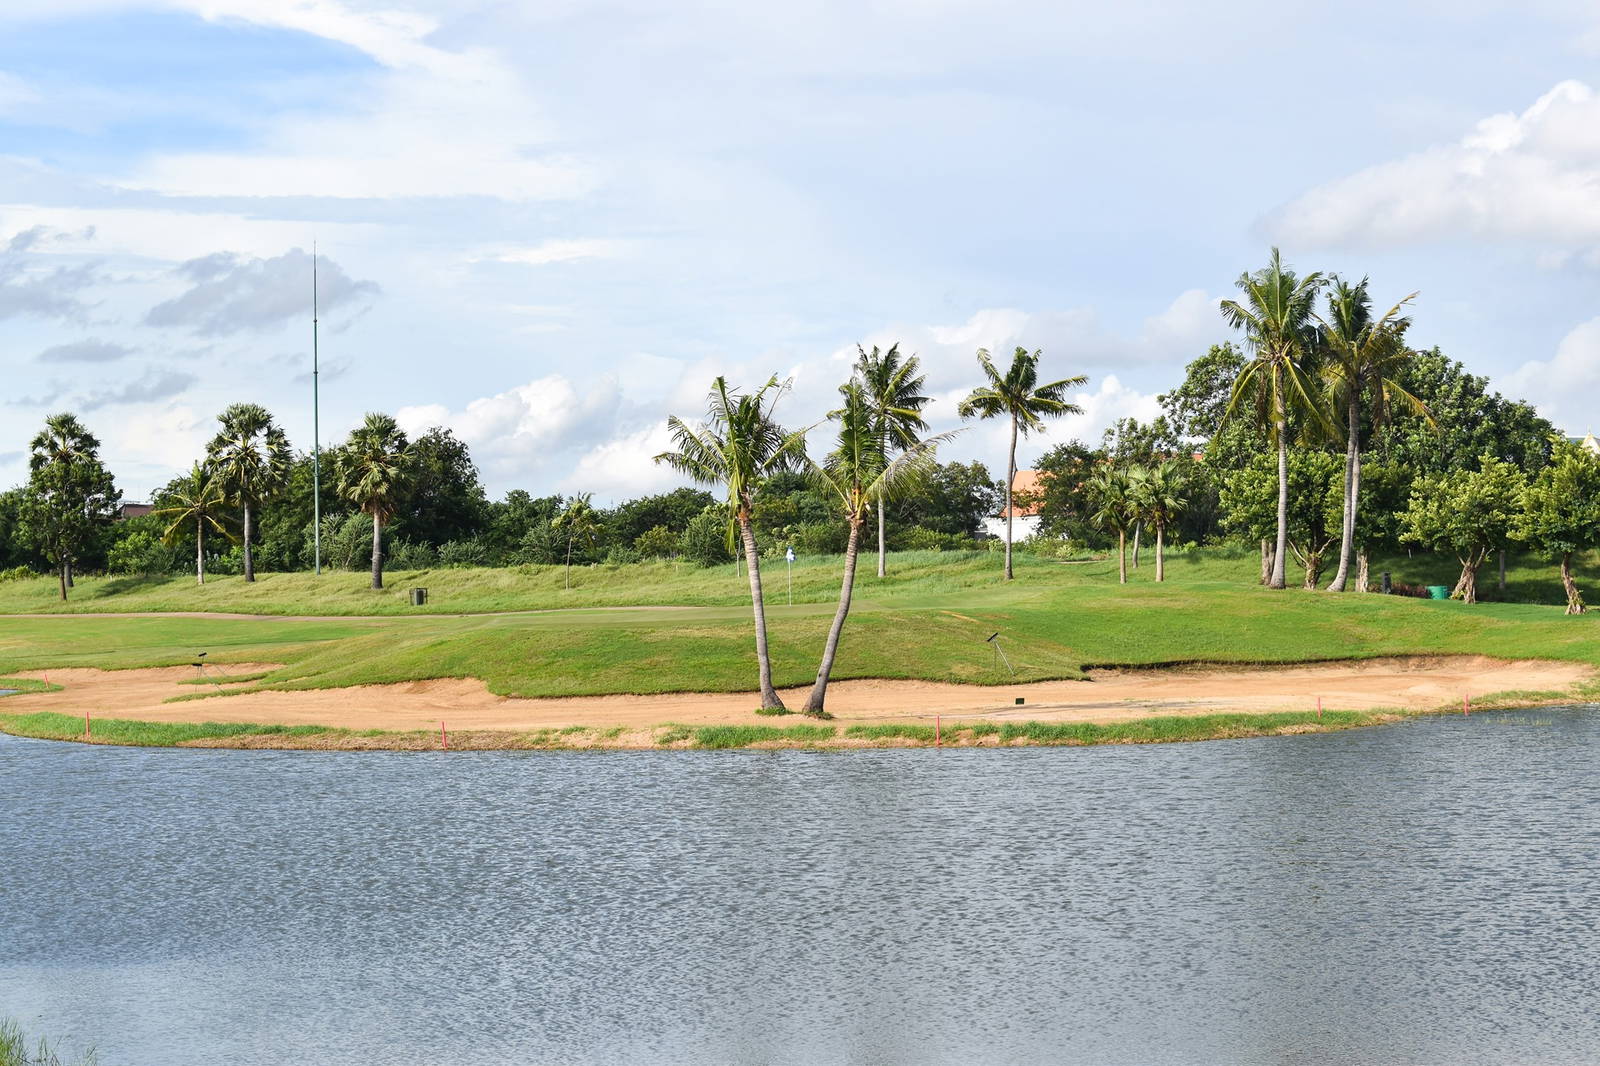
left=2, top=656, right=1590, bottom=736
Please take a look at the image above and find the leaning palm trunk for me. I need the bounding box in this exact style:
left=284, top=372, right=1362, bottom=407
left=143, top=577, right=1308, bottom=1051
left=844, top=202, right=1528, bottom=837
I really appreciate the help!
left=370, top=514, right=383, bottom=590
left=1560, top=552, right=1585, bottom=615
left=877, top=492, right=887, bottom=578
left=1132, top=523, right=1141, bottom=569
left=1328, top=395, right=1360, bottom=592
left=1118, top=530, right=1128, bottom=584
left=1003, top=417, right=1018, bottom=580
left=740, top=517, right=785, bottom=711
left=805, top=517, right=862, bottom=714
left=196, top=518, right=206, bottom=585
left=1155, top=524, right=1165, bottom=582
left=242, top=502, right=255, bottom=582
left=1270, top=388, right=1289, bottom=589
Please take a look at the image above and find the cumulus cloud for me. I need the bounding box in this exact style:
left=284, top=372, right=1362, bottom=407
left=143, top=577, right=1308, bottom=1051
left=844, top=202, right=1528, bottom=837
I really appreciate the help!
left=144, top=248, right=378, bottom=335
left=1503, top=316, right=1600, bottom=432
left=37, top=338, right=134, bottom=363
left=0, top=226, right=98, bottom=323
left=1269, top=80, right=1600, bottom=249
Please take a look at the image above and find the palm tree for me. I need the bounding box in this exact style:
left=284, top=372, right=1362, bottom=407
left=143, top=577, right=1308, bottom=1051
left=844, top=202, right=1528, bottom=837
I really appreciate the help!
left=26, top=413, right=115, bottom=597
left=1087, top=465, right=1134, bottom=584
left=153, top=463, right=231, bottom=585
left=553, top=493, right=602, bottom=588
left=852, top=343, right=931, bottom=578
left=1219, top=248, right=1326, bottom=590
left=1318, top=277, right=1430, bottom=592
left=957, top=347, right=1087, bottom=580
left=1128, top=461, right=1188, bottom=583
left=656, top=377, right=807, bottom=712
left=206, top=403, right=291, bottom=583
left=335, top=413, right=412, bottom=590
left=804, top=382, right=951, bottom=715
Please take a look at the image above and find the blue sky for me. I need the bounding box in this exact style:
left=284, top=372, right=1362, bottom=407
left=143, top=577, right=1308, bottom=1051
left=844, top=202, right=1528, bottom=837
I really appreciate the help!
left=4, top=0, right=1600, bottom=500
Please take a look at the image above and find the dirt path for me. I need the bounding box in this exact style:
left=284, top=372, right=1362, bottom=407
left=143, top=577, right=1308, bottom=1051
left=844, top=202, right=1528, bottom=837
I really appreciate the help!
left=2, top=656, right=1590, bottom=733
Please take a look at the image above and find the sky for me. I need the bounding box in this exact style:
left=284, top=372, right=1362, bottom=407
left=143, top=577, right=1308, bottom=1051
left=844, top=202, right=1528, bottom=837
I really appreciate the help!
left=4, top=0, right=1600, bottom=503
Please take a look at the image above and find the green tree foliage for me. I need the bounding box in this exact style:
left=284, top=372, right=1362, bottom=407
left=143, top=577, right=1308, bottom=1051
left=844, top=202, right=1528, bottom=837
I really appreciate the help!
left=1513, top=442, right=1600, bottom=614
left=0, top=488, right=38, bottom=571
left=1220, top=450, right=1343, bottom=589
left=633, top=524, right=680, bottom=560
left=20, top=413, right=120, bottom=600
left=1033, top=441, right=1100, bottom=543
left=1087, top=465, right=1134, bottom=583
left=552, top=492, right=602, bottom=587
left=1220, top=248, right=1327, bottom=590
left=335, top=413, right=414, bottom=590
left=958, top=346, right=1087, bottom=580
left=1402, top=455, right=1527, bottom=603
left=152, top=462, right=232, bottom=584
left=391, top=427, right=489, bottom=547
left=1128, top=461, right=1187, bottom=582
left=605, top=487, right=718, bottom=547
left=487, top=490, right=564, bottom=559
left=106, top=527, right=178, bottom=576
left=1376, top=348, right=1554, bottom=475
left=656, top=376, right=806, bottom=711
left=206, top=403, right=291, bottom=582
left=851, top=342, right=931, bottom=578
left=679, top=506, right=735, bottom=566
left=249, top=453, right=327, bottom=572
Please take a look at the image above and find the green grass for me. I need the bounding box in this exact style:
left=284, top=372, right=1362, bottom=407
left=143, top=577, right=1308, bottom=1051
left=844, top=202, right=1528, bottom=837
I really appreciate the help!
left=0, top=1018, right=96, bottom=1066
left=691, top=724, right=837, bottom=748
left=0, top=711, right=332, bottom=747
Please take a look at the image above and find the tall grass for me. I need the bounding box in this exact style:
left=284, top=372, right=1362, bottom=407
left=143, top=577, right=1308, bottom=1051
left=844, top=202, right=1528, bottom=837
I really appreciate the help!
left=0, top=712, right=332, bottom=747
left=0, top=1019, right=97, bottom=1066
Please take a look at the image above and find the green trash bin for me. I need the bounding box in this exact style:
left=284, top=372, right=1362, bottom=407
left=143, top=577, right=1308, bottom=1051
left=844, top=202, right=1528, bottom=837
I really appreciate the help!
left=1426, top=585, right=1449, bottom=600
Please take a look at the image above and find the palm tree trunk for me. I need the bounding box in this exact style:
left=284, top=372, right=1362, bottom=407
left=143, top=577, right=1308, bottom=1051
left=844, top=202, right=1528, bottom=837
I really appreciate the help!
left=370, top=514, right=384, bottom=590
left=1561, top=552, right=1585, bottom=614
left=1356, top=550, right=1369, bottom=593
left=877, top=491, right=887, bottom=578
left=565, top=534, right=574, bottom=589
left=1270, top=397, right=1289, bottom=589
left=1004, top=415, right=1017, bottom=581
left=740, top=514, right=785, bottom=711
left=1155, top=524, right=1165, bottom=582
left=196, top=519, right=205, bottom=586
left=1260, top=538, right=1271, bottom=585
left=805, top=516, right=863, bottom=714
left=1118, top=530, right=1127, bottom=584
left=1132, top=522, right=1141, bottom=568
left=1328, top=395, right=1360, bottom=592
left=242, top=501, right=255, bottom=583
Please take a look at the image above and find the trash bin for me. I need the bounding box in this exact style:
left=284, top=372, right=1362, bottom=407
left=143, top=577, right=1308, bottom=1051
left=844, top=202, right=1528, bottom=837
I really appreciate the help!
left=1380, top=572, right=1392, bottom=594
left=1426, top=585, right=1449, bottom=600
left=410, top=588, right=428, bottom=606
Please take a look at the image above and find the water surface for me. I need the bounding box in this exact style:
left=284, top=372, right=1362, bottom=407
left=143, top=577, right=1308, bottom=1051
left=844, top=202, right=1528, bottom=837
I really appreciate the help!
left=3, top=708, right=1598, bottom=1064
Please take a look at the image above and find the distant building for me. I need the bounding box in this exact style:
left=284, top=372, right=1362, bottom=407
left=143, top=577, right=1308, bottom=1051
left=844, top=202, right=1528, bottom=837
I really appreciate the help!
left=118, top=502, right=153, bottom=521
left=1571, top=433, right=1600, bottom=457
left=981, top=469, right=1044, bottom=544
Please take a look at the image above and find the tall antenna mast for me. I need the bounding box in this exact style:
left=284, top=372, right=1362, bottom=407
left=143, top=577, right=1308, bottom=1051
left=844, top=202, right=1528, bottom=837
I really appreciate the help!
left=312, top=242, right=322, bottom=576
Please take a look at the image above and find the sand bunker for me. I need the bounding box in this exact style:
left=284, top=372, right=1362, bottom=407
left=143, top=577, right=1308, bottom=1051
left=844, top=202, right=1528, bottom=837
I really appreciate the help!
left=2, top=656, right=1591, bottom=733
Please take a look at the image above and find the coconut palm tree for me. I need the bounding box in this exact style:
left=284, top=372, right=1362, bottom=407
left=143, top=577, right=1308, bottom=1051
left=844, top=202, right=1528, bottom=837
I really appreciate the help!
left=335, top=413, right=413, bottom=590
left=1318, top=277, right=1430, bottom=592
left=1087, top=465, right=1134, bottom=584
left=957, top=347, right=1087, bottom=580
left=656, top=377, right=807, bottom=712
left=553, top=493, right=602, bottom=588
left=206, top=403, right=291, bottom=583
left=153, top=463, right=231, bottom=585
left=804, top=382, right=951, bottom=715
left=1219, top=248, right=1327, bottom=590
left=1128, top=461, right=1187, bottom=583
left=852, top=343, right=931, bottom=578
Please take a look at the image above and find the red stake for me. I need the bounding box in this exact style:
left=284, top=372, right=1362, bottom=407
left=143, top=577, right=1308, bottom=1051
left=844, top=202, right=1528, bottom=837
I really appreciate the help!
left=440, top=721, right=449, bottom=749
left=1317, top=696, right=1322, bottom=720
left=935, top=715, right=941, bottom=747
left=1464, top=694, right=1470, bottom=717
left=84, top=712, right=90, bottom=739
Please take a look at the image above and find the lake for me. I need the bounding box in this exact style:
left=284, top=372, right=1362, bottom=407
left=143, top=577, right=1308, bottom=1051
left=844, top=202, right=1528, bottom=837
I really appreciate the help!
left=2, top=707, right=1598, bottom=1065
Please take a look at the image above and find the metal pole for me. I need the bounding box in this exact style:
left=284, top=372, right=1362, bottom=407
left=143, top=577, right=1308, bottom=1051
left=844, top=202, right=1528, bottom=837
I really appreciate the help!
left=312, top=243, right=322, bottom=576
left=788, top=557, right=792, bottom=606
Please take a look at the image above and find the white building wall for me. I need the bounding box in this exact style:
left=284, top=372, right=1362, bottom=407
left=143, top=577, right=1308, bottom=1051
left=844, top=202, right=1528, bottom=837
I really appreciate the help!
left=981, top=514, right=1042, bottom=543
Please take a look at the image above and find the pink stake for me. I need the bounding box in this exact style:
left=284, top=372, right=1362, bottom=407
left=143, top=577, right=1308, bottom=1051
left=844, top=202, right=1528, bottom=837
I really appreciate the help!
left=440, top=721, right=449, bottom=749
left=1317, top=696, right=1322, bottom=720
left=84, top=712, right=90, bottom=739
left=1464, top=694, right=1470, bottom=717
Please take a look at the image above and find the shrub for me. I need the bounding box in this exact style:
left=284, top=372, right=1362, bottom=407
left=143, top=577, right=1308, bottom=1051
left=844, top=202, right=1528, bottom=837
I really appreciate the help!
left=388, top=540, right=439, bottom=570
left=107, top=529, right=178, bottom=575
left=634, top=524, right=679, bottom=560
left=896, top=526, right=975, bottom=552
left=437, top=538, right=488, bottom=568
left=680, top=507, right=734, bottom=566
left=0, top=565, right=34, bottom=583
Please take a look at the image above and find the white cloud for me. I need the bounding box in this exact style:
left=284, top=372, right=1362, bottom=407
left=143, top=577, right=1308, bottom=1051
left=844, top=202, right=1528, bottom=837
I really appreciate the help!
left=475, top=239, right=629, bottom=266
left=562, top=423, right=679, bottom=499
left=1269, top=80, right=1600, bottom=249
left=1504, top=316, right=1600, bottom=432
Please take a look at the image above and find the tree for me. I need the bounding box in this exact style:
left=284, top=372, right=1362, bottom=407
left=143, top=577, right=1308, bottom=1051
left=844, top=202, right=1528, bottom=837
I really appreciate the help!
left=207, top=403, right=291, bottom=582
left=1033, top=441, right=1101, bottom=543
left=634, top=525, right=680, bottom=560
left=1220, top=451, right=1343, bottom=589
left=1128, top=461, right=1187, bottom=582
left=957, top=346, right=1087, bottom=580
left=851, top=343, right=931, bottom=578
left=552, top=493, right=602, bottom=587
left=391, top=427, right=489, bottom=547
left=1318, top=277, right=1429, bottom=592
left=19, top=413, right=120, bottom=599
left=1513, top=442, right=1600, bottom=614
left=656, top=376, right=807, bottom=712
left=1087, top=466, right=1134, bottom=583
left=1376, top=348, right=1555, bottom=476
left=335, top=413, right=413, bottom=590
left=803, top=382, right=946, bottom=715
left=153, top=463, right=231, bottom=585
left=1401, top=456, right=1526, bottom=604
left=1220, top=249, right=1327, bottom=589
left=890, top=460, right=1000, bottom=538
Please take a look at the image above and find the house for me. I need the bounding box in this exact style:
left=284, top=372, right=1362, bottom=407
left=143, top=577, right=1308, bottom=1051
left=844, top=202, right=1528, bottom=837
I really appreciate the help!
left=981, top=469, right=1044, bottom=544
left=118, top=502, right=153, bottom=521
left=1570, top=433, right=1600, bottom=457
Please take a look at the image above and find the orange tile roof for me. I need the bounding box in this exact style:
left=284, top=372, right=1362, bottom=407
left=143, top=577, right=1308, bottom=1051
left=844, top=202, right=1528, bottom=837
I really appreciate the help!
left=1003, top=469, right=1045, bottom=517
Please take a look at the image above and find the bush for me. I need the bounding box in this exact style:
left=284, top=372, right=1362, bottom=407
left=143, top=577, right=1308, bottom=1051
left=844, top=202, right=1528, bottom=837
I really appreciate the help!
left=388, top=540, right=439, bottom=570
left=680, top=507, right=734, bottom=566
left=514, top=522, right=565, bottom=566
left=895, top=526, right=975, bottom=552
left=437, top=538, right=489, bottom=568
left=634, top=524, right=679, bottom=560
left=0, top=565, right=34, bottom=583
left=789, top=520, right=849, bottom=555
left=107, top=529, right=178, bottom=575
